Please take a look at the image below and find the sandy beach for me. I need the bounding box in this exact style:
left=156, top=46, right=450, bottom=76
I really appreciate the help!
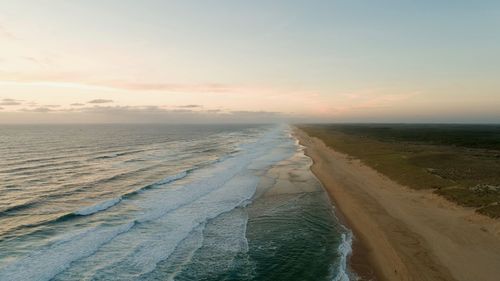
left=294, top=128, right=500, bottom=281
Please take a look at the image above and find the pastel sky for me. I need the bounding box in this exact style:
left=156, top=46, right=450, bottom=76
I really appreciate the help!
left=1, top=0, right=499, bottom=123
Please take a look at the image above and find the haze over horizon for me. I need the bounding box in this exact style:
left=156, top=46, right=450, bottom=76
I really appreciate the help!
left=1, top=0, right=499, bottom=124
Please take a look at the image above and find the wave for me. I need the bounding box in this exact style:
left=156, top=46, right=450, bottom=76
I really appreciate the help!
left=74, top=197, right=122, bottom=216
left=73, top=171, right=189, bottom=217
left=93, top=155, right=115, bottom=160
left=154, top=208, right=251, bottom=281
left=141, top=222, right=206, bottom=281
left=0, top=125, right=294, bottom=281
left=72, top=171, right=190, bottom=216
left=0, top=151, right=94, bottom=171
left=5, top=173, right=260, bottom=281
left=93, top=149, right=146, bottom=160
left=1, top=131, right=271, bottom=236
left=0, top=171, right=191, bottom=239
left=80, top=174, right=260, bottom=280
left=0, top=160, right=83, bottom=175
left=0, top=222, right=136, bottom=281
left=155, top=171, right=188, bottom=185
left=124, top=158, right=146, bottom=163
left=2, top=147, right=149, bottom=170
left=56, top=164, right=174, bottom=195
left=332, top=231, right=353, bottom=281
left=120, top=171, right=190, bottom=199
left=0, top=200, right=38, bottom=214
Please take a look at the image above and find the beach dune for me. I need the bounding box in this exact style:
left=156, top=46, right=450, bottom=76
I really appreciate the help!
left=294, top=128, right=500, bottom=281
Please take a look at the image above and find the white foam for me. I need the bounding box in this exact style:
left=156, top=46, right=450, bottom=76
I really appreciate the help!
left=332, top=232, right=353, bottom=281
left=162, top=224, right=206, bottom=281
left=65, top=174, right=260, bottom=280
left=75, top=197, right=122, bottom=216
left=0, top=125, right=296, bottom=281
left=0, top=222, right=135, bottom=281
left=167, top=208, right=250, bottom=278
left=73, top=171, right=189, bottom=216
left=156, top=171, right=188, bottom=185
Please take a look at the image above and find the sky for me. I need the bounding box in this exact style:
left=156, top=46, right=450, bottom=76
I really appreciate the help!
left=0, top=0, right=499, bottom=123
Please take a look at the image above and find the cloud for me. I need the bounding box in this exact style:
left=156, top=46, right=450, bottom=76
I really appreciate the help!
left=2, top=104, right=285, bottom=123
left=177, top=104, right=202, bottom=108
left=88, top=99, right=113, bottom=104
left=82, top=106, right=284, bottom=123
left=81, top=105, right=165, bottom=114
left=0, top=98, right=22, bottom=106
left=21, top=107, right=53, bottom=113
left=229, top=110, right=279, bottom=116
left=79, top=105, right=209, bottom=116
left=71, top=103, right=85, bottom=106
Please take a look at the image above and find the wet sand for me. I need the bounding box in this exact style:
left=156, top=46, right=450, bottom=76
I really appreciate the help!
left=294, top=128, right=500, bottom=281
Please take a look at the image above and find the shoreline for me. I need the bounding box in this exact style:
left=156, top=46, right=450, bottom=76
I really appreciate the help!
left=294, top=129, right=382, bottom=281
left=294, top=127, right=500, bottom=281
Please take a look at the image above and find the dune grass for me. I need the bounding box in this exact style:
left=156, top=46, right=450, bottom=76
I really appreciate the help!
left=299, top=124, right=500, bottom=218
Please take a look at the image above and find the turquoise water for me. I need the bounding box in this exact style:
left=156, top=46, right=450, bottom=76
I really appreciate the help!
left=0, top=124, right=353, bottom=281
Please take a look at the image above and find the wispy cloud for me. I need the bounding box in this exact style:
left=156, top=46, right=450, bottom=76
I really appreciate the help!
left=230, top=110, right=279, bottom=117
left=177, top=104, right=202, bottom=108
left=21, top=107, right=53, bottom=113
left=4, top=104, right=284, bottom=124
left=0, top=98, right=23, bottom=106
left=88, top=99, right=113, bottom=104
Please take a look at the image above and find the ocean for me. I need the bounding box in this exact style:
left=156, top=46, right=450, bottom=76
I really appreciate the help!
left=0, top=124, right=353, bottom=281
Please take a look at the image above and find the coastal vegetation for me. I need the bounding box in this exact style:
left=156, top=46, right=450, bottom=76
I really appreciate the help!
left=299, top=124, right=500, bottom=218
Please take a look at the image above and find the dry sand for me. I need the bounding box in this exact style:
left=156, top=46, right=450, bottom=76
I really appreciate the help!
left=294, top=128, right=500, bottom=281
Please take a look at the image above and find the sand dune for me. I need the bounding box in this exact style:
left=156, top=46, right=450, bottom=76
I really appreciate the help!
left=294, top=128, right=500, bottom=281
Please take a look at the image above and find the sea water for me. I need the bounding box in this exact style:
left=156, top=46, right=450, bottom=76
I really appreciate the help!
left=0, top=124, right=353, bottom=281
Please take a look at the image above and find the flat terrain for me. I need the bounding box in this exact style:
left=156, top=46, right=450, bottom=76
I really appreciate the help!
left=294, top=127, right=500, bottom=281
left=299, top=124, right=500, bottom=218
